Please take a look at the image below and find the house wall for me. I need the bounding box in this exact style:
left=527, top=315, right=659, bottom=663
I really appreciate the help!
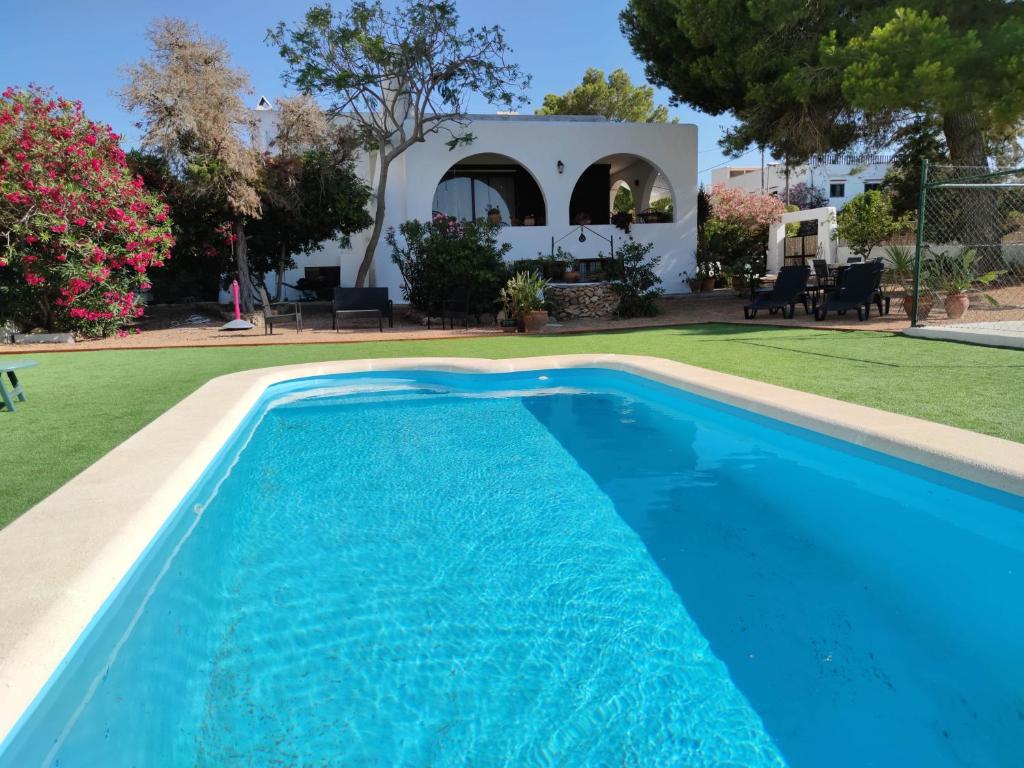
left=259, top=114, right=698, bottom=300
left=711, top=158, right=892, bottom=210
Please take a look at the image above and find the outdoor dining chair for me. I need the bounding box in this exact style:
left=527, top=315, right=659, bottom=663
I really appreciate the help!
left=258, top=286, right=303, bottom=334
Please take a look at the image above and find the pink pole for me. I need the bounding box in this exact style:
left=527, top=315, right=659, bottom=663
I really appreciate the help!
left=231, top=279, right=241, bottom=321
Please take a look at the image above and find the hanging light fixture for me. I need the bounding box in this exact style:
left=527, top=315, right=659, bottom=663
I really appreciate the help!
left=557, top=160, right=564, bottom=174
left=578, top=228, right=586, bottom=243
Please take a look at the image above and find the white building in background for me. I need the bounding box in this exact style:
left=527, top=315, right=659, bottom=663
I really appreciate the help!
left=251, top=106, right=698, bottom=299
left=711, top=153, right=893, bottom=210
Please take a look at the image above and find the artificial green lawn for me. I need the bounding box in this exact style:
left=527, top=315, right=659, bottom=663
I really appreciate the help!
left=2, top=323, right=1022, bottom=528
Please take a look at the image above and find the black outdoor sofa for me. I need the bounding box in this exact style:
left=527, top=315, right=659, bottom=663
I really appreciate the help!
left=332, top=287, right=394, bottom=332
left=744, top=265, right=812, bottom=319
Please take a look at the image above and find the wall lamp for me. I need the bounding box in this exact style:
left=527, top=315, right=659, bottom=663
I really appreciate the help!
left=557, top=160, right=564, bottom=174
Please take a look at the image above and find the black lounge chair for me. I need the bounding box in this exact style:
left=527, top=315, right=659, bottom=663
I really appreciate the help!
left=258, top=286, right=302, bottom=334
left=332, top=287, right=393, bottom=332
left=814, top=262, right=888, bottom=321
left=744, top=265, right=811, bottom=319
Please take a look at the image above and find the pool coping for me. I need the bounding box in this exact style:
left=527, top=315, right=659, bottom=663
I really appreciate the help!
left=1, top=353, right=1022, bottom=743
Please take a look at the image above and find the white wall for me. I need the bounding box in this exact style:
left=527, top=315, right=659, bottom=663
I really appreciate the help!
left=266, top=114, right=698, bottom=299
left=712, top=158, right=892, bottom=210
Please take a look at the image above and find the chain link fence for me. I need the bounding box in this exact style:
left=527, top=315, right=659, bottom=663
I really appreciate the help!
left=911, top=163, right=1024, bottom=328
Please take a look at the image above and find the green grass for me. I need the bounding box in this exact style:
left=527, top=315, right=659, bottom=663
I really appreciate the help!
left=2, top=323, right=1021, bottom=528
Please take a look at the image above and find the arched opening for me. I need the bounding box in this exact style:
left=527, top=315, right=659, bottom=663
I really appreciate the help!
left=569, top=153, right=674, bottom=225
left=610, top=179, right=633, bottom=215
left=432, top=152, right=546, bottom=226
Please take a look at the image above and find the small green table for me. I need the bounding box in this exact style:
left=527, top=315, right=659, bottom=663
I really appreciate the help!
left=0, top=360, right=37, bottom=413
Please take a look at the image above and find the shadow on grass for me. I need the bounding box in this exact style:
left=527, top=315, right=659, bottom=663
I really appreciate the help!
left=698, top=331, right=1024, bottom=370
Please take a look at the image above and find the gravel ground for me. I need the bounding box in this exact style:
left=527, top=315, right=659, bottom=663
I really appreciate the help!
left=1, top=291, right=913, bottom=353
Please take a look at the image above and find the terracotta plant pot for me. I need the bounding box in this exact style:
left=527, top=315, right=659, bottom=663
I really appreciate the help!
left=487, top=211, right=502, bottom=225
left=944, top=292, right=970, bottom=320
left=521, top=310, right=549, bottom=333
left=564, top=271, right=581, bottom=283
left=731, top=276, right=749, bottom=297
left=901, top=294, right=934, bottom=319
left=700, top=277, right=716, bottom=292
left=523, top=215, right=536, bottom=227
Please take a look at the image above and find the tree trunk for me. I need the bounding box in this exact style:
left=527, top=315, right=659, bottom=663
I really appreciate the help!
left=941, top=111, right=1003, bottom=270
left=942, top=111, right=987, bottom=168
left=37, top=297, right=52, bottom=332
left=355, top=157, right=391, bottom=288
left=275, top=243, right=286, bottom=302
left=233, top=219, right=256, bottom=314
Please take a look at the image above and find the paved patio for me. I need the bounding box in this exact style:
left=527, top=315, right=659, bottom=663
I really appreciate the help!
left=0, top=290, right=911, bottom=353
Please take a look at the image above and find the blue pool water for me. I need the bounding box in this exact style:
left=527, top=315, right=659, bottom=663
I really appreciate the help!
left=2, top=369, right=1022, bottom=766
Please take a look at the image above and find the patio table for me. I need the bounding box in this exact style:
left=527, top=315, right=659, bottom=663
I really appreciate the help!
left=0, top=359, right=37, bottom=413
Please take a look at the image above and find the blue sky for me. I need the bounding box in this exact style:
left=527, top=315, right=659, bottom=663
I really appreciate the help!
left=0, top=0, right=755, bottom=182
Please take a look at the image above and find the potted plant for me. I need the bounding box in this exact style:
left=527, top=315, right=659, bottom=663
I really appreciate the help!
left=724, top=266, right=749, bottom=297
left=681, top=270, right=700, bottom=293
left=499, top=271, right=550, bottom=333
left=882, top=245, right=923, bottom=318
left=496, top=287, right=519, bottom=332
left=923, top=248, right=1003, bottom=320
left=486, top=207, right=502, bottom=225
left=537, top=247, right=573, bottom=282
left=695, top=253, right=718, bottom=292
left=523, top=213, right=536, bottom=226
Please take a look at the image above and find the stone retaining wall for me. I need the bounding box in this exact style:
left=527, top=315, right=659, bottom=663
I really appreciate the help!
left=546, top=282, right=620, bottom=320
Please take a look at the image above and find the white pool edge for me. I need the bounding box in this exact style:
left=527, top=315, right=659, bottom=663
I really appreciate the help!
left=1, top=353, right=1022, bottom=743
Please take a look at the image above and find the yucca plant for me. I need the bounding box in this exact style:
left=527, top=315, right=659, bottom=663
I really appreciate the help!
left=498, top=271, right=549, bottom=320
left=882, top=245, right=915, bottom=293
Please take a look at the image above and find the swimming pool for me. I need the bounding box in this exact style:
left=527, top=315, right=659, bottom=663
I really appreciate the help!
left=1, top=365, right=1022, bottom=766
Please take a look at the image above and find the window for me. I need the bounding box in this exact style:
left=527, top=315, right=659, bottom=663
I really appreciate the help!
left=829, top=182, right=846, bottom=198
left=435, top=158, right=546, bottom=226
left=433, top=170, right=516, bottom=223
left=863, top=181, right=882, bottom=192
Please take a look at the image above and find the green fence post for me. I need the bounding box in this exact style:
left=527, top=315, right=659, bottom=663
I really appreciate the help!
left=911, top=159, right=929, bottom=327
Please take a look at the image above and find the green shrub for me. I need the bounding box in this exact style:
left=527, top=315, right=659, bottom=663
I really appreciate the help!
left=836, top=190, right=912, bottom=260
left=613, top=240, right=663, bottom=317
left=387, top=214, right=511, bottom=316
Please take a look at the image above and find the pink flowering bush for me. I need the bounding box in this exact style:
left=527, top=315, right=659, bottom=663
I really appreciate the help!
left=708, top=184, right=786, bottom=229
left=0, top=86, right=173, bottom=337
left=705, top=184, right=786, bottom=278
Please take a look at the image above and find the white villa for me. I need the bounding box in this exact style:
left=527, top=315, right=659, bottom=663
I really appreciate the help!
left=253, top=105, right=698, bottom=299
left=711, top=153, right=893, bottom=210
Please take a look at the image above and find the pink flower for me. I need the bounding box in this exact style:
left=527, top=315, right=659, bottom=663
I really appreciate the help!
left=50, top=223, right=67, bottom=233
left=710, top=184, right=786, bottom=229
